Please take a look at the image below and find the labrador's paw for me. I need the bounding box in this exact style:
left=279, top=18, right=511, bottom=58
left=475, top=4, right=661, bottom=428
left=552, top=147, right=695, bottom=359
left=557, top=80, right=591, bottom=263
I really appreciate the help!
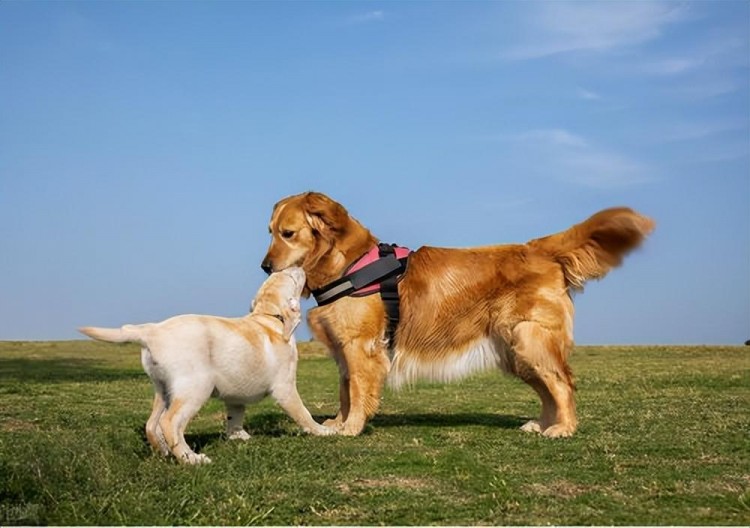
left=227, top=429, right=251, bottom=441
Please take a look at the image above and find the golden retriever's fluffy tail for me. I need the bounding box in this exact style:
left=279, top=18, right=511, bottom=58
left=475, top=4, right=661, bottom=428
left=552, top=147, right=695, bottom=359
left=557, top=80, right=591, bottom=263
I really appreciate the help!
left=78, top=324, right=144, bottom=344
left=528, top=207, right=654, bottom=290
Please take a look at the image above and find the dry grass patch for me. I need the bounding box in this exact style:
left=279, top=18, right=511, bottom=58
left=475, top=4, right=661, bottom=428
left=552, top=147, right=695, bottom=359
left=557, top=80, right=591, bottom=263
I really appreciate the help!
left=0, top=417, right=39, bottom=432
left=338, top=476, right=433, bottom=494
left=523, top=480, right=593, bottom=499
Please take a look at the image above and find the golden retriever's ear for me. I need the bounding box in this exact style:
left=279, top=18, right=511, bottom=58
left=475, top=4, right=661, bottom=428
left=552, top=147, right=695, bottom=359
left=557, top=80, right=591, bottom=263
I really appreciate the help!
left=282, top=297, right=301, bottom=341
left=303, top=192, right=348, bottom=237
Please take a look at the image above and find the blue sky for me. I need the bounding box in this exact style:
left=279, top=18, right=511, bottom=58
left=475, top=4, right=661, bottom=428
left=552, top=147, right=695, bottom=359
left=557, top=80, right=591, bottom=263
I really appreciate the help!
left=1, top=1, right=748, bottom=344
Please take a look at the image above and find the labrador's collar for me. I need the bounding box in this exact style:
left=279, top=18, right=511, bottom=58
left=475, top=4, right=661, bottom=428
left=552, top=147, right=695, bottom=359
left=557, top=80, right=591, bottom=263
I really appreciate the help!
left=258, top=312, right=285, bottom=325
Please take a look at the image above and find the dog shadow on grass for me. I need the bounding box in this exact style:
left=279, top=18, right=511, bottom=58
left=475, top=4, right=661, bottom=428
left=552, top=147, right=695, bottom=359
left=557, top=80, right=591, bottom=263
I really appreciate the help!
left=134, top=411, right=529, bottom=458
left=237, top=411, right=526, bottom=434
left=181, top=411, right=525, bottom=443
left=371, top=412, right=527, bottom=430
left=134, top=412, right=324, bottom=455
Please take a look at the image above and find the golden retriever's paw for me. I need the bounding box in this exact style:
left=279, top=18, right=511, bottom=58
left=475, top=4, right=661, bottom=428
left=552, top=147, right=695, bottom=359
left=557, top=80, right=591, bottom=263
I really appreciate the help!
left=542, top=424, right=575, bottom=438
left=227, top=429, right=251, bottom=441
left=182, top=452, right=212, bottom=465
left=323, top=417, right=344, bottom=429
left=307, top=424, right=337, bottom=436
left=520, top=420, right=543, bottom=434
left=338, top=421, right=365, bottom=437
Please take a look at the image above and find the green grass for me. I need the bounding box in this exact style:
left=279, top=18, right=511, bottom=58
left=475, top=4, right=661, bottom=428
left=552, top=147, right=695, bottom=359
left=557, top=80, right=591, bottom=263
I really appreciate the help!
left=0, top=340, right=748, bottom=525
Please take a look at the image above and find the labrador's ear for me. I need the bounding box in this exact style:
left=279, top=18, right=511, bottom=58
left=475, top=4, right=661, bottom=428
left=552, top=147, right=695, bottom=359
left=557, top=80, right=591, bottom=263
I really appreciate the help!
left=303, top=192, right=349, bottom=239
left=282, top=297, right=301, bottom=341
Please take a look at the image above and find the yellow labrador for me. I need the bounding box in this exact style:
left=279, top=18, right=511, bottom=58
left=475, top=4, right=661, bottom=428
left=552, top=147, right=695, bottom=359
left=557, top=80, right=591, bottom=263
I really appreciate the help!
left=79, top=267, right=332, bottom=464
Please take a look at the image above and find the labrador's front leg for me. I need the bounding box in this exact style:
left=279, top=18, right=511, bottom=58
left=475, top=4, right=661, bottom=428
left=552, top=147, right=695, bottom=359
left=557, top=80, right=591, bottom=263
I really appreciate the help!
left=272, top=384, right=335, bottom=436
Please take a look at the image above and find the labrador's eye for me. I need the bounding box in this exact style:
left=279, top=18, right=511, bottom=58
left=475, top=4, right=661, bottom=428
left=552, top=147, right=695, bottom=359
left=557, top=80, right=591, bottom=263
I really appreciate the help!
left=281, top=230, right=294, bottom=239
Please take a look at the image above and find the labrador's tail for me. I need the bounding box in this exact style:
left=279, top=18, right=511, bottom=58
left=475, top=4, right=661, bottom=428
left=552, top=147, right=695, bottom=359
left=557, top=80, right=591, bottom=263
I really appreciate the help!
left=78, top=324, right=145, bottom=344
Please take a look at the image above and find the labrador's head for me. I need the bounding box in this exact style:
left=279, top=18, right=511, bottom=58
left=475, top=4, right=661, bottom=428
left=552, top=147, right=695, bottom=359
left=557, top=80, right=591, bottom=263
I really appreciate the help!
left=251, top=266, right=305, bottom=340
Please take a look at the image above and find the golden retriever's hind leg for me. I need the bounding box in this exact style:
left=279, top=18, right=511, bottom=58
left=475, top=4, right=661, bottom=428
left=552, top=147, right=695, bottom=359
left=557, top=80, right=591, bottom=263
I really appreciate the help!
left=518, top=378, right=557, bottom=434
left=511, top=322, right=577, bottom=438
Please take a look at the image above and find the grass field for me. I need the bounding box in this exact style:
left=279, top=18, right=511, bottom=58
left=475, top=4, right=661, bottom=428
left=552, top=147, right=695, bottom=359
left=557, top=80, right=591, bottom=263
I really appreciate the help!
left=0, top=340, right=748, bottom=525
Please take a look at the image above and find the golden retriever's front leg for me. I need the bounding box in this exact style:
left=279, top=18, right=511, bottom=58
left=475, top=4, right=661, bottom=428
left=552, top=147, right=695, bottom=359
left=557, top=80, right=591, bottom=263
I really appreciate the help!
left=337, top=339, right=390, bottom=436
left=307, top=312, right=350, bottom=429
left=323, top=369, right=350, bottom=429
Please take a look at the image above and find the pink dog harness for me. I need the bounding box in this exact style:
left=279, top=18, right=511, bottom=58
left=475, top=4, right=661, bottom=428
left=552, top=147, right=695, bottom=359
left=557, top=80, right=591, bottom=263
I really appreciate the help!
left=312, top=243, right=411, bottom=304
left=312, top=243, right=411, bottom=354
left=346, top=245, right=412, bottom=296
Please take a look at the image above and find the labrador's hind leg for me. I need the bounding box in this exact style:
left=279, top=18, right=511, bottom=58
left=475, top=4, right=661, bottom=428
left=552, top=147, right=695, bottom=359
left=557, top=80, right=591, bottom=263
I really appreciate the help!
left=145, top=392, right=170, bottom=456
left=159, top=379, right=214, bottom=464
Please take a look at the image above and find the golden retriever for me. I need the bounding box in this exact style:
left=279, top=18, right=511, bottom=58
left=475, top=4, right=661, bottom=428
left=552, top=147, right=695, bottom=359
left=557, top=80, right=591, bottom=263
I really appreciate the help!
left=261, top=192, right=654, bottom=437
left=80, top=267, right=332, bottom=464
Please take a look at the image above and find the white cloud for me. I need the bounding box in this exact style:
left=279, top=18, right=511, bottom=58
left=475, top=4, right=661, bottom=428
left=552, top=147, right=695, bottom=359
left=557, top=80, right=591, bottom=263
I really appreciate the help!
left=639, top=58, right=705, bottom=76
left=558, top=149, right=651, bottom=188
left=636, top=35, right=747, bottom=76
left=498, top=128, right=652, bottom=189
left=654, top=119, right=748, bottom=142
left=577, top=88, right=602, bottom=100
left=513, top=129, right=589, bottom=148
left=502, top=1, right=690, bottom=60
left=668, top=79, right=740, bottom=100
left=346, top=10, right=385, bottom=25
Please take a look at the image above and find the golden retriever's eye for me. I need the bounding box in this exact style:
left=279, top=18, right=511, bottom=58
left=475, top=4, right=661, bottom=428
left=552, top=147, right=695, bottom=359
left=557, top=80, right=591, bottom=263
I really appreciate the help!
left=281, top=230, right=295, bottom=239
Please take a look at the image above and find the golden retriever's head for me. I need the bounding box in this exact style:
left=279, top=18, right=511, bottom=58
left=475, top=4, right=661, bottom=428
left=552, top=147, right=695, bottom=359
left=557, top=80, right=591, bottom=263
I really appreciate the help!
left=251, top=266, right=305, bottom=340
left=261, top=192, right=350, bottom=275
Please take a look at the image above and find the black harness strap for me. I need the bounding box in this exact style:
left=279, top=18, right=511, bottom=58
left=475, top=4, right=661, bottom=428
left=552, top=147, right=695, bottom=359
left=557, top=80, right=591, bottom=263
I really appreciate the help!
left=312, top=252, right=405, bottom=306
left=377, top=243, right=401, bottom=356
left=311, top=243, right=409, bottom=358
